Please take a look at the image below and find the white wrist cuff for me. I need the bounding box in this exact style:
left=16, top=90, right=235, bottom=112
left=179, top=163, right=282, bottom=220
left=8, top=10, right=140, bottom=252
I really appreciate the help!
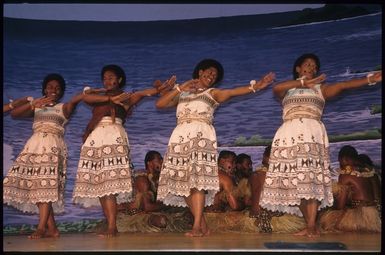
left=249, top=80, right=257, bottom=93
left=367, top=73, right=376, bottom=86
left=83, top=86, right=91, bottom=94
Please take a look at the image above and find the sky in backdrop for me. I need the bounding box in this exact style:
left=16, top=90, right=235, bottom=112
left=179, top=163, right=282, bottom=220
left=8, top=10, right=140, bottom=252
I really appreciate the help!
left=4, top=3, right=325, bottom=21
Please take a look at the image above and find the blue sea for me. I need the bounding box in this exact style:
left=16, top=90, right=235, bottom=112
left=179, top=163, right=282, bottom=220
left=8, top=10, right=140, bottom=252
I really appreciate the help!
left=3, top=13, right=382, bottom=226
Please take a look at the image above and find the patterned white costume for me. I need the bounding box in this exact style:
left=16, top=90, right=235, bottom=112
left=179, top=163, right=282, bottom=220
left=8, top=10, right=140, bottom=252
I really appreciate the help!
left=157, top=89, right=220, bottom=207
left=260, top=85, right=334, bottom=216
left=72, top=117, right=133, bottom=207
left=3, top=104, right=68, bottom=214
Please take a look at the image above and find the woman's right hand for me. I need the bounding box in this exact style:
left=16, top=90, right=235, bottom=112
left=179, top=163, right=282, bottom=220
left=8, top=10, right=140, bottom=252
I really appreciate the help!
left=156, top=75, right=177, bottom=95
left=111, top=92, right=133, bottom=106
left=179, top=79, right=202, bottom=92
left=303, top=74, right=326, bottom=89
left=32, top=96, right=55, bottom=108
left=83, top=86, right=106, bottom=95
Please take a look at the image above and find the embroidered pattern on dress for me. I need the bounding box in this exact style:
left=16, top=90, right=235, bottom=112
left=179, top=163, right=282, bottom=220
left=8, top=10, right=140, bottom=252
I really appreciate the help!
left=157, top=89, right=220, bottom=207
left=3, top=104, right=68, bottom=214
left=261, top=86, right=333, bottom=216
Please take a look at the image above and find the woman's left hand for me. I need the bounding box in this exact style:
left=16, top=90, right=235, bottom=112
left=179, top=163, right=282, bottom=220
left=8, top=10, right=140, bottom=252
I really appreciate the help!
left=111, top=92, right=133, bottom=106
left=155, top=75, right=177, bottom=95
left=371, top=71, right=382, bottom=83
left=257, top=72, right=276, bottom=90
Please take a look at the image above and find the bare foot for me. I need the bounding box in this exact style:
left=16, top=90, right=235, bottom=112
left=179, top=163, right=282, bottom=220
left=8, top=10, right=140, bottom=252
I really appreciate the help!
left=307, top=227, right=320, bottom=238
left=185, top=228, right=203, bottom=237
left=200, top=218, right=210, bottom=236
left=293, top=228, right=308, bottom=236
left=28, top=228, right=46, bottom=239
left=45, top=228, right=60, bottom=238
left=98, top=228, right=118, bottom=238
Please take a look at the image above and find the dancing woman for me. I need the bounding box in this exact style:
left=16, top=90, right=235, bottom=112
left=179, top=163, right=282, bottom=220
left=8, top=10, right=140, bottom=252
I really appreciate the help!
left=72, top=64, right=172, bottom=237
left=260, top=53, right=382, bottom=237
left=3, top=73, right=83, bottom=239
left=156, top=59, right=275, bottom=237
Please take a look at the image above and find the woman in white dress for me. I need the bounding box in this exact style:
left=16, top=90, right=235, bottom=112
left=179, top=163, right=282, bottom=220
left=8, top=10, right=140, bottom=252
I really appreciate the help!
left=3, top=73, right=83, bottom=239
left=72, top=64, right=173, bottom=238
left=260, top=53, right=382, bottom=237
left=156, top=59, right=275, bottom=237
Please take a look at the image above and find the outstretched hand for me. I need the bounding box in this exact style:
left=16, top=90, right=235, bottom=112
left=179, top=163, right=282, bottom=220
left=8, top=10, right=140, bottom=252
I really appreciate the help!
left=111, top=92, right=133, bottom=106
left=84, top=86, right=107, bottom=95
left=303, top=74, right=326, bottom=89
left=257, top=72, right=276, bottom=90
left=32, top=96, right=55, bottom=108
left=371, top=71, right=382, bottom=83
left=180, top=79, right=203, bottom=93
left=154, top=75, right=177, bottom=95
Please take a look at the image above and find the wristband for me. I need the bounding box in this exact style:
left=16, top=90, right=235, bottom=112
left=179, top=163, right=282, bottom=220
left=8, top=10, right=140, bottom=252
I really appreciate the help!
left=367, top=73, right=376, bottom=86
left=249, top=80, right=257, bottom=93
left=83, top=86, right=91, bottom=94
left=174, top=84, right=181, bottom=93
left=30, top=100, right=35, bottom=110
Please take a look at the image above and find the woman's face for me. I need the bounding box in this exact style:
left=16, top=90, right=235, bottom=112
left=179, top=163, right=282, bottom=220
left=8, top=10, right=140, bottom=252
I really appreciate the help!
left=296, top=58, right=318, bottom=80
left=103, top=70, right=120, bottom=90
left=44, top=80, right=62, bottom=101
left=198, top=67, right=218, bottom=88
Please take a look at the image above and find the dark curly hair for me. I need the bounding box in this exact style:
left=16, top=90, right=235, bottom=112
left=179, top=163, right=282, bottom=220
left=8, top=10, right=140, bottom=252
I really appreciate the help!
left=144, top=151, right=162, bottom=168
left=41, top=73, right=66, bottom=99
left=292, top=53, right=320, bottom=79
left=101, top=64, right=126, bottom=88
left=338, top=145, right=358, bottom=161
left=192, top=59, right=224, bottom=85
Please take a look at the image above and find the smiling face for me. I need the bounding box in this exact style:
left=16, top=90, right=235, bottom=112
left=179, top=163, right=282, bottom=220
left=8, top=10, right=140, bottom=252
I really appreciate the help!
left=198, top=67, right=218, bottom=88
left=295, top=58, right=319, bottom=80
left=44, top=80, right=62, bottom=101
left=103, top=70, right=120, bottom=91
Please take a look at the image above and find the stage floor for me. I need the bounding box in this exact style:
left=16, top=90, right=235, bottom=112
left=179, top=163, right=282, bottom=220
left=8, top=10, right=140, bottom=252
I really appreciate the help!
left=3, top=232, right=381, bottom=252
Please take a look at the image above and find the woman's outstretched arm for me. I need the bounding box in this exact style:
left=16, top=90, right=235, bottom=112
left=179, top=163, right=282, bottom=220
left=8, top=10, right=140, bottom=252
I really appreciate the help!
left=211, top=72, right=275, bottom=103
left=272, top=74, right=326, bottom=100
left=62, top=92, right=84, bottom=119
left=321, top=71, right=382, bottom=100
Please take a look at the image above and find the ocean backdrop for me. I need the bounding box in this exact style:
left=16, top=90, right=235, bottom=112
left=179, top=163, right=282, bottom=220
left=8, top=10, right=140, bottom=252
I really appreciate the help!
left=3, top=13, right=382, bottom=226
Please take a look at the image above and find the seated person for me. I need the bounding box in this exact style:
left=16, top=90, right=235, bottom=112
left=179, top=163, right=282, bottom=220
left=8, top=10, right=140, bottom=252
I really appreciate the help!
left=319, top=145, right=381, bottom=232
left=249, top=145, right=271, bottom=217
left=118, top=151, right=165, bottom=213
left=233, top=153, right=254, bottom=207
left=234, top=153, right=253, bottom=184
left=205, top=150, right=244, bottom=212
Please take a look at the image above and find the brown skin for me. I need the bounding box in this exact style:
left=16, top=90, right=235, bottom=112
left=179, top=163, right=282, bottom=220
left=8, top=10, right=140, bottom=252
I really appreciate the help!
left=118, top=155, right=164, bottom=212
left=206, top=155, right=244, bottom=212
left=249, top=171, right=267, bottom=217
left=10, top=79, right=83, bottom=239
left=336, top=174, right=376, bottom=209
left=272, top=59, right=382, bottom=238
left=84, top=72, right=173, bottom=238
left=273, top=59, right=382, bottom=101
left=3, top=96, right=32, bottom=113
left=156, top=65, right=275, bottom=237
left=249, top=151, right=269, bottom=217
left=205, top=169, right=243, bottom=212
left=235, top=158, right=253, bottom=207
